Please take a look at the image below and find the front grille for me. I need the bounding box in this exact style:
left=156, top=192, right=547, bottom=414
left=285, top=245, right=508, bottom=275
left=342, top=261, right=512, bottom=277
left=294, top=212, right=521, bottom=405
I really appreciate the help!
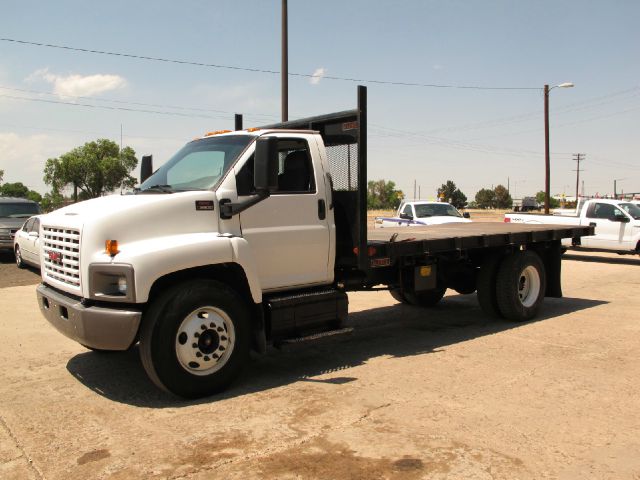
left=42, top=226, right=81, bottom=289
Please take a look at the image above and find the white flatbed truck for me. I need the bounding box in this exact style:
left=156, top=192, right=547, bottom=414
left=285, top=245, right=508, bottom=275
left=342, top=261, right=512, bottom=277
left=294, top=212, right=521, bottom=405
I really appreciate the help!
left=36, top=87, right=593, bottom=398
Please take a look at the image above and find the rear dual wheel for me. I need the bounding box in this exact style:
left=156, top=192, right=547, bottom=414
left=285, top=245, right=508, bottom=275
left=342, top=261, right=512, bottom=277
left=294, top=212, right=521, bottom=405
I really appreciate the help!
left=477, top=251, right=546, bottom=321
left=390, top=287, right=446, bottom=307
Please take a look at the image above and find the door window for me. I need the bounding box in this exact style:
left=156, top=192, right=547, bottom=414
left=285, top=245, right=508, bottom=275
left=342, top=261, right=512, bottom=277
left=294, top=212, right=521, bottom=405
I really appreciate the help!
left=402, top=204, right=413, bottom=216
left=588, top=203, right=617, bottom=220
left=236, top=139, right=316, bottom=196
left=30, top=218, right=40, bottom=233
left=22, top=218, right=35, bottom=232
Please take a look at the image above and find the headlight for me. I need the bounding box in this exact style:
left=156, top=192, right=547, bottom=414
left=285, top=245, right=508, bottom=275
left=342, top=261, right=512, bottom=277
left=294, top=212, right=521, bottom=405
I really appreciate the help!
left=117, top=276, right=128, bottom=294
left=89, top=264, right=135, bottom=302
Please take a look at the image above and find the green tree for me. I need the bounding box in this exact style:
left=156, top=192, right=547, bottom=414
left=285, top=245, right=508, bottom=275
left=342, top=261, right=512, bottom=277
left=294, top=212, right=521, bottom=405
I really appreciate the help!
left=367, top=179, right=403, bottom=210
left=0, top=169, right=4, bottom=183
left=494, top=184, right=513, bottom=209
left=0, top=181, right=30, bottom=198
left=437, top=180, right=467, bottom=209
left=535, top=191, right=560, bottom=209
left=40, top=189, right=65, bottom=212
left=475, top=188, right=496, bottom=209
left=44, top=139, right=138, bottom=199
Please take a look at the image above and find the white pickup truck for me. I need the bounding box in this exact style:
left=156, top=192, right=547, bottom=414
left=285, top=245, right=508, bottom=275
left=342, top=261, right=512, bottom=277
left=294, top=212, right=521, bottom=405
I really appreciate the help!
left=505, top=199, right=640, bottom=254
left=375, top=201, right=471, bottom=227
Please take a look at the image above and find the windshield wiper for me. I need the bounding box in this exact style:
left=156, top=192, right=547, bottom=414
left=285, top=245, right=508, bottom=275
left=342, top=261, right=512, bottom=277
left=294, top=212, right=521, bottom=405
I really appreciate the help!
left=139, top=184, right=175, bottom=194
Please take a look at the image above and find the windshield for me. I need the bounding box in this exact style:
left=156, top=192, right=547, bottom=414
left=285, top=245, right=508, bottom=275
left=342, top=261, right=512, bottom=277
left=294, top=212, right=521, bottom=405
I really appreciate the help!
left=619, top=203, right=640, bottom=220
left=0, top=202, right=40, bottom=218
left=139, top=135, right=253, bottom=192
left=414, top=203, right=462, bottom=218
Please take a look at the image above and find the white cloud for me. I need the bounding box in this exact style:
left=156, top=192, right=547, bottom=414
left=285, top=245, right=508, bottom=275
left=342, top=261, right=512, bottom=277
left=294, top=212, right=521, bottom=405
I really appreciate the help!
left=310, top=67, right=326, bottom=85
left=432, top=64, right=444, bottom=71
left=26, top=68, right=126, bottom=98
left=0, top=132, right=74, bottom=193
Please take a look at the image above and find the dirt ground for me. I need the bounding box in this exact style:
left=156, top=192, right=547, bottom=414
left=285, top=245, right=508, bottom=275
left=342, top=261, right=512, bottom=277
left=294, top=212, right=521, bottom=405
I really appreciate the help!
left=0, top=251, right=41, bottom=288
left=1, top=249, right=639, bottom=479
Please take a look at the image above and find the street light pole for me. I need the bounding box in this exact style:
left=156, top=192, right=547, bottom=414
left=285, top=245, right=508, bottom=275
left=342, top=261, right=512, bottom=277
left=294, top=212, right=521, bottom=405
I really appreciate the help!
left=544, top=85, right=550, bottom=214
left=543, top=82, right=574, bottom=214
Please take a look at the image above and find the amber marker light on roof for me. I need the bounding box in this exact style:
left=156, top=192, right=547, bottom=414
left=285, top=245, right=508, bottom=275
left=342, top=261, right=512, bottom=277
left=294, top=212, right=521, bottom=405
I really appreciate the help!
left=105, top=240, right=119, bottom=256
left=203, top=129, right=232, bottom=137
left=246, top=127, right=261, bottom=132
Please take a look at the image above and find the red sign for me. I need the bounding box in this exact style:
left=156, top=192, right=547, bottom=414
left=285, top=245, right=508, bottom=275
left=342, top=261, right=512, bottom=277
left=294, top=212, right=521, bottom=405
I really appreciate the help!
left=48, top=251, right=61, bottom=262
left=342, top=121, right=358, bottom=131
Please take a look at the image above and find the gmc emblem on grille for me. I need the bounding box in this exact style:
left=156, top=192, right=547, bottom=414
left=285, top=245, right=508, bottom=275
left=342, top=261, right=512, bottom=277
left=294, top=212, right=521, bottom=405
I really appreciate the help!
left=48, top=251, right=61, bottom=262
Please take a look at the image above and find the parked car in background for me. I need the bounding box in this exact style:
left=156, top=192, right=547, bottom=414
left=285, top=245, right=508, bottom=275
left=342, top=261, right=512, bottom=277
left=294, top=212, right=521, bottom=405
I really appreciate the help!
left=513, top=196, right=541, bottom=212
left=505, top=198, right=640, bottom=254
left=0, top=197, right=41, bottom=252
left=375, top=201, right=471, bottom=227
left=14, top=215, right=42, bottom=268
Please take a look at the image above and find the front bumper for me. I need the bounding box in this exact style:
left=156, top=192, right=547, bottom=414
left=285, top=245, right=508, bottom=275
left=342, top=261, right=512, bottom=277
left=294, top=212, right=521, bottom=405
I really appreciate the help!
left=37, top=283, right=142, bottom=351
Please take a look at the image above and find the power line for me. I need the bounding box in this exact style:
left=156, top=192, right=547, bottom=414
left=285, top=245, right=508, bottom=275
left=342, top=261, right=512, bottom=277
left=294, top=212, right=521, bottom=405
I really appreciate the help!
left=0, top=85, right=278, bottom=121
left=0, top=93, right=234, bottom=119
left=0, top=37, right=540, bottom=90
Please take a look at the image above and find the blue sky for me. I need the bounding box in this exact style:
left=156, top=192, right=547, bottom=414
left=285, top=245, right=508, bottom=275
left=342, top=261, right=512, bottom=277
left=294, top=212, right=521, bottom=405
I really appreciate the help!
left=1, top=0, right=639, bottom=200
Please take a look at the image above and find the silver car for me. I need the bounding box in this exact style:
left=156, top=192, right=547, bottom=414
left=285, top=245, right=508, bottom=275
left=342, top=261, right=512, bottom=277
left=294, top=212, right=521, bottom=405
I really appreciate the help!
left=14, top=215, right=42, bottom=268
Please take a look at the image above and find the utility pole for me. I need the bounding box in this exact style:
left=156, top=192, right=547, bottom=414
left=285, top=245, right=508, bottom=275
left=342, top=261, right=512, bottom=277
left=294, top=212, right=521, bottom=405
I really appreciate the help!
left=413, top=179, right=416, bottom=200
left=572, top=153, right=585, bottom=203
left=281, top=0, right=288, bottom=122
left=507, top=176, right=510, bottom=195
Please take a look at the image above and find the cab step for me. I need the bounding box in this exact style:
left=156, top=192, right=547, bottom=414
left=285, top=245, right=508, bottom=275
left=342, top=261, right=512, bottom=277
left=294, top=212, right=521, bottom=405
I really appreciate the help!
left=275, top=327, right=354, bottom=347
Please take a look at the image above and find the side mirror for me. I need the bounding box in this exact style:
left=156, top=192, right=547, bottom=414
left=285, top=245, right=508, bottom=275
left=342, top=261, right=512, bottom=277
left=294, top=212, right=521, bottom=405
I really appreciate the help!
left=463, top=212, right=471, bottom=218
left=614, top=215, right=630, bottom=223
left=254, top=137, right=279, bottom=191
left=29, top=231, right=39, bottom=238
left=140, top=155, right=153, bottom=184
left=399, top=213, right=413, bottom=220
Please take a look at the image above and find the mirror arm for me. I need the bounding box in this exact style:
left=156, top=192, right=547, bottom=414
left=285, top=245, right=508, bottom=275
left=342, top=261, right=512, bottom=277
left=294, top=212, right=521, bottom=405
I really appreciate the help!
left=219, top=190, right=270, bottom=220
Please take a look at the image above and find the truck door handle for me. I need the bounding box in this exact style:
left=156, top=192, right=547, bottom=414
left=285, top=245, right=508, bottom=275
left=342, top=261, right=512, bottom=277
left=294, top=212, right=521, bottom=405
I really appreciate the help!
left=589, top=222, right=596, bottom=227
left=318, top=199, right=326, bottom=220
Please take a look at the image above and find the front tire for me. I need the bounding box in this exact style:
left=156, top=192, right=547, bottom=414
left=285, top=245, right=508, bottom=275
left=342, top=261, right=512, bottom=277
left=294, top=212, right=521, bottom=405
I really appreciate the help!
left=15, top=246, right=25, bottom=269
left=139, top=280, right=250, bottom=398
left=496, top=251, right=546, bottom=322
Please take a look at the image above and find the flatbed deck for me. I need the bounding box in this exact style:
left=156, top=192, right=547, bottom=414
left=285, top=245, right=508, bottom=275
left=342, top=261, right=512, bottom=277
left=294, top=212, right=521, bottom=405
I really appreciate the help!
left=368, top=222, right=593, bottom=256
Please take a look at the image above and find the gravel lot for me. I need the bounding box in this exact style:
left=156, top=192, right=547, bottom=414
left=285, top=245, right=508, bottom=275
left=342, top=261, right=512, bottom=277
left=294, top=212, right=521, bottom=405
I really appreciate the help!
left=1, top=250, right=639, bottom=479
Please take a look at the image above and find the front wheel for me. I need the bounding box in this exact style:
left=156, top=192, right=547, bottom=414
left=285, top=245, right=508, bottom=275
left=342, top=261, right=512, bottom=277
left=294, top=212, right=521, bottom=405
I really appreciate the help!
left=496, top=251, right=546, bottom=322
left=15, top=246, right=25, bottom=269
left=139, top=280, right=250, bottom=398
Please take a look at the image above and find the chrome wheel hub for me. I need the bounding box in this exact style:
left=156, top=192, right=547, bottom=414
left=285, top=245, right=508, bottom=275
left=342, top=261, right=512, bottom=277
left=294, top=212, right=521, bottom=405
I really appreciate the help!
left=175, top=306, right=235, bottom=375
left=518, top=265, right=541, bottom=308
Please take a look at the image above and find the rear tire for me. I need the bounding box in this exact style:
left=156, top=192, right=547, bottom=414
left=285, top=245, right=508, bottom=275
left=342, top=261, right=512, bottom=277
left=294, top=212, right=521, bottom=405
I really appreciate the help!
left=15, top=246, right=25, bottom=269
left=496, top=251, right=546, bottom=322
left=389, top=288, right=410, bottom=304
left=404, top=287, right=447, bottom=307
left=139, top=279, right=250, bottom=398
left=476, top=254, right=503, bottom=318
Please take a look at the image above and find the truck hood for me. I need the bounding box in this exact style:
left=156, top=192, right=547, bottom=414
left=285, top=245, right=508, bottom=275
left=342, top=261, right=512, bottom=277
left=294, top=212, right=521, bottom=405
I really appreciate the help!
left=43, top=191, right=220, bottom=246
left=0, top=217, right=28, bottom=229
left=415, top=216, right=472, bottom=225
